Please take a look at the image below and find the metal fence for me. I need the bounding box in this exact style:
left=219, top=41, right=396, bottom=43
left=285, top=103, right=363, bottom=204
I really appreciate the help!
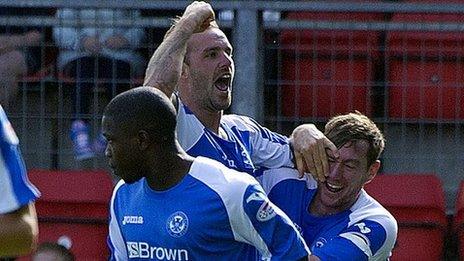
left=1, top=0, right=464, bottom=212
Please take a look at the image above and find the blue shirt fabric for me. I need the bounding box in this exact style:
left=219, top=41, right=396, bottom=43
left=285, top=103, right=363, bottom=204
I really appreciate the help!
left=0, top=105, right=40, bottom=214
left=259, top=168, right=398, bottom=261
left=108, top=157, right=309, bottom=260
left=175, top=95, right=293, bottom=176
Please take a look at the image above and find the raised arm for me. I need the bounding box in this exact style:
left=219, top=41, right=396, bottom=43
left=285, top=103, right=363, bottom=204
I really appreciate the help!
left=143, top=1, right=214, bottom=96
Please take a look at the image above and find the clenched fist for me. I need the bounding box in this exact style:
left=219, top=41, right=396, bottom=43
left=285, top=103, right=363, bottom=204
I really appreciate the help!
left=181, top=1, right=215, bottom=33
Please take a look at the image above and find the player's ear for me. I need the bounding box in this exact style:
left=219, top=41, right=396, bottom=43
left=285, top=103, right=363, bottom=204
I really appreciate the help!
left=137, top=130, right=150, bottom=150
left=364, top=160, right=380, bottom=185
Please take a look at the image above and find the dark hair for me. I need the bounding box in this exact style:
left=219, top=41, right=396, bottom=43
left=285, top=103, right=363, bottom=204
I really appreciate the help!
left=34, top=242, right=75, bottom=261
left=104, top=87, right=177, bottom=145
left=324, top=111, right=385, bottom=167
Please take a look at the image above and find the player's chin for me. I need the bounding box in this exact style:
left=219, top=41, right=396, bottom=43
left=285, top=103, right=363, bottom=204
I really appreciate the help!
left=212, top=98, right=231, bottom=111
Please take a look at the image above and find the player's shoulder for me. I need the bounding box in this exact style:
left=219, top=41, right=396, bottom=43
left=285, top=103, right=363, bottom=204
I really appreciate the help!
left=189, top=156, right=259, bottom=194
left=222, top=114, right=259, bottom=130
left=190, top=156, right=258, bottom=186
left=350, top=190, right=398, bottom=233
left=336, top=190, right=398, bottom=260
left=111, top=179, right=127, bottom=199
left=110, top=178, right=144, bottom=200
left=258, top=167, right=315, bottom=194
left=0, top=106, right=19, bottom=145
left=175, top=97, right=207, bottom=150
left=222, top=113, right=251, bottom=123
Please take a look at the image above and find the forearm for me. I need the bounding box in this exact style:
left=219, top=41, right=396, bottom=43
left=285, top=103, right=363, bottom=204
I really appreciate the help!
left=0, top=204, right=39, bottom=257
left=143, top=19, right=193, bottom=96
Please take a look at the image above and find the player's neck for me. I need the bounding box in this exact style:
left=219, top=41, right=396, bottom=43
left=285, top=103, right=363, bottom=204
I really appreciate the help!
left=146, top=149, right=194, bottom=191
left=199, top=112, right=222, bottom=134
left=308, top=192, right=343, bottom=217
left=185, top=101, right=223, bottom=133
left=309, top=190, right=359, bottom=217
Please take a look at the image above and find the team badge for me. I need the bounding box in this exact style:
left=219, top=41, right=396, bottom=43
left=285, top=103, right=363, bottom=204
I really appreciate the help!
left=256, top=200, right=276, bottom=222
left=314, top=237, right=327, bottom=248
left=166, top=211, right=189, bottom=238
left=247, top=191, right=277, bottom=222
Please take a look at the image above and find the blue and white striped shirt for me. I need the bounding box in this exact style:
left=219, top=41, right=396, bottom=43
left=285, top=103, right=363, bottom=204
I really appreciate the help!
left=259, top=168, right=398, bottom=261
left=0, top=105, right=40, bottom=214
left=108, top=157, right=309, bottom=260
left=176, top=96, right=294, bottom=177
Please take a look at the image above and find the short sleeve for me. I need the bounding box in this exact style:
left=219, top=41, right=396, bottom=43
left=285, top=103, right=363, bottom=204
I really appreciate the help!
left=311, top=219, right=395, bottom=261
left=235, top=183, right=310, bottom=260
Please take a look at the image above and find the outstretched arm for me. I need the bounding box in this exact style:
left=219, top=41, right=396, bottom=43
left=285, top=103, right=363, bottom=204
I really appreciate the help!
left=143, top=1, right=215, bottom=97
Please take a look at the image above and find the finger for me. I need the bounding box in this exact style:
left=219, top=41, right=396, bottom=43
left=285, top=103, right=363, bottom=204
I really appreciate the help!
left=324, top=137, right=339, bottom=158
left=208, top=6, right=216, bottom=21
left=303, top=151, right=317, bottom=180
left=318, top=139, right=329, bottom=177
left=294, top=151, right=305, bottom=178
left=311, top=149, right=325, bottom=182
left=199, top=19, right=212, bottom=32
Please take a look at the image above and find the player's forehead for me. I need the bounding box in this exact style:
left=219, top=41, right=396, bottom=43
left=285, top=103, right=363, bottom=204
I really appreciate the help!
left=101, top=115, right=116, bottom=135
left=328, top=140, right=369, bottom=160
left=189, top=28, right=232, bottom=52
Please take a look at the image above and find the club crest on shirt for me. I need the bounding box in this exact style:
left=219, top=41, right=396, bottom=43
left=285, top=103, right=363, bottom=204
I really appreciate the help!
left=257, top=200, right=276, bottom=222
left=314, top=237, right=327, bottom=248
left=166, top=211, right=189, bottom=238
left=247, top=191, right=277, bottom=222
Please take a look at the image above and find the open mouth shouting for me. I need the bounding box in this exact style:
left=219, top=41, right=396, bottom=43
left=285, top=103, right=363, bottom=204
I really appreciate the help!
left=214, top=73, right=232, bottom=92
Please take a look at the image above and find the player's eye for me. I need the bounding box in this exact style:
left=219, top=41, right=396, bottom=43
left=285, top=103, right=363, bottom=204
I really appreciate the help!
left=345, top=164, right=356, bottom=170
left=206, top=51, right=218, bottom=58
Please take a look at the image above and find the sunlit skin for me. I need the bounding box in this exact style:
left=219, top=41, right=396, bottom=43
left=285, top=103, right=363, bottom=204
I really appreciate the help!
left=179, top=27, right=234, bottom=118
left=309, top=140, right=380, bottom=216
left=142, top=1, right=336, bottom=181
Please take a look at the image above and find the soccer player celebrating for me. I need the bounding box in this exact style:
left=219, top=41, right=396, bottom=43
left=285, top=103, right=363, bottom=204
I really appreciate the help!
left=259, top=112, right=398, bottom=260
left=104, top=87, right=310, bottom=260
left=144, top=1, right=337, bottom=181
left=0, top=105, right=40, bottom=257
